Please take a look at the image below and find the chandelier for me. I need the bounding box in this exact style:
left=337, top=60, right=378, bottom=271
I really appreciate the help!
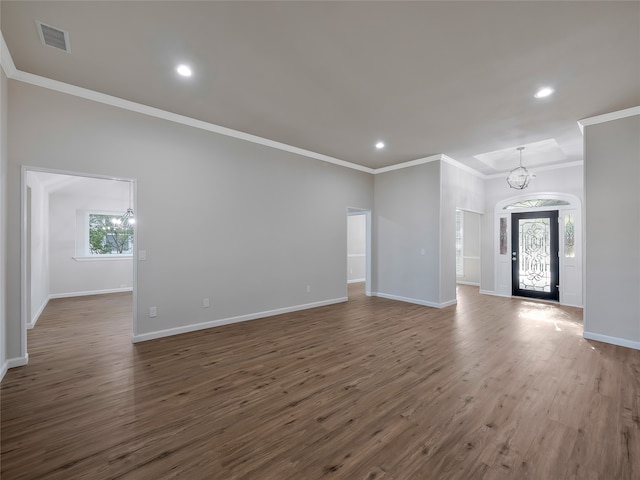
left=120, top=183, right=135, bottom=225
left=507, top=146, right=531, bottom=190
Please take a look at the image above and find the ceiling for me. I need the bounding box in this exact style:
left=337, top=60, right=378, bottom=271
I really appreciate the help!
left=29, top=170, right=131, bottom=199
left=2, top=1, right=639, bottom=174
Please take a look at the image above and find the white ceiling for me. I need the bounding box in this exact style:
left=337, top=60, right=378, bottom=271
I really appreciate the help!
left=2, top=1, right=639, bottom=174
left=29, top=171, right=130, bottom=200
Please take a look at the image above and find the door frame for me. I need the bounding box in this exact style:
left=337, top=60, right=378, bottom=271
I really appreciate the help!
left=493, top=192, right=582, bottom=306
left=20, top=166, right=138, bottom=363
left=346, top=207, right=371, bottom=296
left=511, top=210, right=559, bottom=301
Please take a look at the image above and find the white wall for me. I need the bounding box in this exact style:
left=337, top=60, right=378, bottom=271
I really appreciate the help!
left=458, top=210, right=481, bottom=285
left=26, top=172, right=49, bottom=325
left=440, top=161, right=484, bottom=304
left=347, top=214, right=366, bottom=282
left=373, top=161, right=442, bottom=306
left=372, top=159, right=484, bottom=307
left=480, top=164, right=584, bottom=294
left=584, top=113, right=640, bottom=348
left=6, top=80, right=374, bottom=355
left=48, top=179, right=133, bottom=296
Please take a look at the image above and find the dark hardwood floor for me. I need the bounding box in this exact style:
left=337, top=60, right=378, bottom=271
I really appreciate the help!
left=1, top=284, right=639, bottom=479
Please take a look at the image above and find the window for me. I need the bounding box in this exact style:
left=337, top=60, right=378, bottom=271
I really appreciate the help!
left=503, top=199, right=570, bottom=210
left=456, top=209, right=463, bottom=276
left=564, top=213, right=575, bottom=258
left=88, top=213, right=133, bottom=255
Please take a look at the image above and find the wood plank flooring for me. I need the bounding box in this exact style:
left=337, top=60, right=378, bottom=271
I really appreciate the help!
left=1, top=285, right=639, bottom=479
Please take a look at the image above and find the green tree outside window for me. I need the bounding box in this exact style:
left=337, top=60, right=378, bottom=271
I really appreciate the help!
left=89, top=214, right=134, bottom=255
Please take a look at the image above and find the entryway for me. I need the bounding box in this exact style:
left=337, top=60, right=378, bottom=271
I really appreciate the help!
left=494, top=193, right=582, bottom=307
left=511, top=210, right=559, bottom=301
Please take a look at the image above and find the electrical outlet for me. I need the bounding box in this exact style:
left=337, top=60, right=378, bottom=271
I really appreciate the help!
left=149, top=306, right=157, bottom=318
left=138, top=250, right=147, bottom=261
left=306, top=285, right=311, bottom=293
left=203, top=298, right=210, bottom=308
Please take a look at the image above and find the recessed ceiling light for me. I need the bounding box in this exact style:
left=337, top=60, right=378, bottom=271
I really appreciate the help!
left=375, top=141, right=385, bottom=149
left=176, top=64, right=192, bottom=77
left=534, top=87, right=554, bottom=99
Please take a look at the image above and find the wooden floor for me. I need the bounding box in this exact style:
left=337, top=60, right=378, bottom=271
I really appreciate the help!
left=1, top=285, right=639, bottom=479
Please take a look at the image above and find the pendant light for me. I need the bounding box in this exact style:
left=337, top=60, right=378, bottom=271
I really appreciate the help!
left=507, top=146, right=531, bottom=190
left=120, top=183, right=135, bottom=226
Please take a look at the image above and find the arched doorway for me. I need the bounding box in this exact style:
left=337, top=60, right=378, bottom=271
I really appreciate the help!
left=494, top=193, right=582, bottom=306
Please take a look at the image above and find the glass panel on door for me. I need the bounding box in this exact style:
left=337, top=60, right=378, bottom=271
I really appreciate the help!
left=511, top=211, right=559, bottom=301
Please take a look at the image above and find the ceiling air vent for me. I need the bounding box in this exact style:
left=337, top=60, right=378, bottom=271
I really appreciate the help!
left=35, top=20, right=71, bottom=52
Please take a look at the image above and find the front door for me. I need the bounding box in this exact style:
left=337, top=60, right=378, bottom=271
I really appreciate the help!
left=511, top=211, right=559, bottom=301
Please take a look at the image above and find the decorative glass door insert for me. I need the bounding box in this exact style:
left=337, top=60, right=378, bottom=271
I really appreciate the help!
left=511, top=211, right=559, bottom=301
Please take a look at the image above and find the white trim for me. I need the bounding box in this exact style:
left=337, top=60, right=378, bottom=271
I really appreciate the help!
left=73, top=255, right=133, bottom=262
left=440, top=154, right=486, bottom=178
left=578, top=106, right=640, bottom=133
left=6, top=354, right=29, bottom=370
left=0, top=356, right=28, bottom=383
left=1, top=30, right=610, bottom=180
left=372, top=292, right=456, bottom=309
left=0, top=32, right=17, bottom=77
left=20, top=168, right=28, bottom=361
left=0, top=34, right=374, bottom=175
left=374, top=154, right=443, bottom=174
left=132, top=297, right=347, bottom=343
left=49, top=287, right=132, bottom=299
left=583, top=332, right=640, bottom=351
left=28, top=297, right=49, bottom=329
left=479, top=289, right=512, bottom=298
left=22, top=165, right=134, bottom=183
left=456, top=281, right=480, bottom=286
left=348, top=278, right=366, bottom=284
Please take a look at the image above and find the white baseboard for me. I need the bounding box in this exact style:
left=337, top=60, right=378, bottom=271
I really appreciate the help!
left=371, top=292, right=456, bottom=309
left=28, top=297, right=50, bottom=329
left=49, top=287, right=133, bottom=299
left=479, top=289, right=512, bottom=298
left=348, top=279, right=366, bottom=284
left=132, top=297, right=348, bottom=343
left=1, top=355, right=30, bottom=382
left=583, top=332, right=640, bottom=351
left=457, top=281, right=480, bottom=286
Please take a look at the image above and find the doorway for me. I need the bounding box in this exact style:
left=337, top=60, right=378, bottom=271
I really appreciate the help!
left=347, top=208, right=371, bottom=298
left=511, top=210, right=559, bottom=301
left=21, top=167, right=137, bottom=361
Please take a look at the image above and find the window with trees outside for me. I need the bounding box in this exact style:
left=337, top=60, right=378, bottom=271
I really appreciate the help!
left=88, top=213, right=134, bottom=256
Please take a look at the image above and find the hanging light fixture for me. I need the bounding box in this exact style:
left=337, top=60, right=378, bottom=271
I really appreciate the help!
left=507, top=146, right=531, bottom=190
left=120, top=183, right=135, bottom=226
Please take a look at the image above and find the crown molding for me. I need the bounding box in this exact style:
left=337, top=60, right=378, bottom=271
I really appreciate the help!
left=439, top=154, right=487, bottom=179
left=373, top=154, right=444, bottom=174
left=0, top=31, right=17, bottom=78
left=0, top=30, right=374, bottom=175
left=577, top=106, right=640, bottom=134
left=1, top=29, right=590, bottom=180
left=13, top=69, right=375, bottom=174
